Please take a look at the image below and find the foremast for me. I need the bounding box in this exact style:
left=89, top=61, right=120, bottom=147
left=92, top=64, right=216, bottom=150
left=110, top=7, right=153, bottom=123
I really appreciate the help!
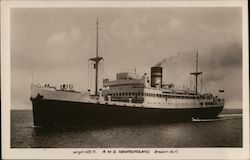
left=190, top=51, right=202, bottom=95
left=89, top=17, right=103, bottom=96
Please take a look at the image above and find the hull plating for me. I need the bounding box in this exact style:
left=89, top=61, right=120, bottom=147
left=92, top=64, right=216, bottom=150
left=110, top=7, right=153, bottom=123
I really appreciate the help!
left=31, top=97, right=224, bottom=127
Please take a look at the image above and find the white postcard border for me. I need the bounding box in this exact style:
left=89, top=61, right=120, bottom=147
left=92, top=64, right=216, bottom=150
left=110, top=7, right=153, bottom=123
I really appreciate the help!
left=1, top=0, right=249, bottom=159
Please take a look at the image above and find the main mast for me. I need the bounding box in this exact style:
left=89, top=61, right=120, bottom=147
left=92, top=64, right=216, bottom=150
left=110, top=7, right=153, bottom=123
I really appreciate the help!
left=89, top=17, right=103, bottom=95
left=190, top=51, right=202, bottom=94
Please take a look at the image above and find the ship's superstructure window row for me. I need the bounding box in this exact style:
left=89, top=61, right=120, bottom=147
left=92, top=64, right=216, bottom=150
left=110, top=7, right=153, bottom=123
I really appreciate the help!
left=107, top=91, right=212, bottom=100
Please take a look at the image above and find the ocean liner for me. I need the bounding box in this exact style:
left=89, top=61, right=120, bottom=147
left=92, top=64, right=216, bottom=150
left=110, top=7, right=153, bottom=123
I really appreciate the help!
left=30, top=19, right=224, bottom=127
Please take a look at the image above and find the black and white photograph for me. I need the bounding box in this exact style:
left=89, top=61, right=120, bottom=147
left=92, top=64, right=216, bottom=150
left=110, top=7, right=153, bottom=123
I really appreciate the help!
left=1, top=0, right=249, bottom=159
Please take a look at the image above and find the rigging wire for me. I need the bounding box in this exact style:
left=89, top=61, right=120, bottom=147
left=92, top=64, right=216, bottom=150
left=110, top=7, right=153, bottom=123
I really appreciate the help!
left=86, top=29, right=95, bottom=92
left=88, top=61, right=90, bottom=90
left=101, top=29, right=131, bottom=70
left=90, top=61, right=93, bottom=92
left=99, top=30, right=105, bottom=82
left=203, top=74, right=208, bottom=93
left=200, top=74, right=203, bottom=94
left=189, top=74, right=192, bottom=91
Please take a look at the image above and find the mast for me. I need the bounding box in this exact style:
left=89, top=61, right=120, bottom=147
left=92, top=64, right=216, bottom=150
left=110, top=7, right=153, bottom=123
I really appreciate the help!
left=89, top=17, right=103, bottom=95
left=190, top=50, right=202, bottom=94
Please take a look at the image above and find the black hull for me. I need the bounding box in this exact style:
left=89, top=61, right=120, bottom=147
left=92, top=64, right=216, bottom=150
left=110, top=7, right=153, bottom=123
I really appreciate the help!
left=31, top=97, right=224, bottom=127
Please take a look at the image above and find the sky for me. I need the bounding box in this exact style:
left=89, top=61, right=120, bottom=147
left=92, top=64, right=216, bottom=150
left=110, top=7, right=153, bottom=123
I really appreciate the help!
left=11, top=7, right=242, bottom=109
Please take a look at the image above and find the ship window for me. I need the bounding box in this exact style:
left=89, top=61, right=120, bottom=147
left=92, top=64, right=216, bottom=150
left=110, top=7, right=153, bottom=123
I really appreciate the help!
left=119, top=93, right=121, bottom=96
left=129, top=93, right=131, bottom=96
left=122, top=93, right=124, bottom=96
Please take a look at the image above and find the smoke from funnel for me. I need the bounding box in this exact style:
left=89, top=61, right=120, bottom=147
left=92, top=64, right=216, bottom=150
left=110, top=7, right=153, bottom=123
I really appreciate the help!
left=154, top=52, right=181, bottom=67
left=154, top=59, right=166, bottom=67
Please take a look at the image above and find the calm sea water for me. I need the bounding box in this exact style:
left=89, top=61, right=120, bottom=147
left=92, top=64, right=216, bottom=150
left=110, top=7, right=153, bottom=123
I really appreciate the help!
left=11, top=110, right=242, bottom=148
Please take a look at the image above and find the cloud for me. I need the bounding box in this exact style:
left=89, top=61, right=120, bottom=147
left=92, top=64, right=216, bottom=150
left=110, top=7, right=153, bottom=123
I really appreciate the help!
left=70, top=28, right=81, bottom=41
left=169, top=18, right=184, bottom=28
left=159, top=42, right=242, bottom=107
left=47, top=28, right=82, bottom=47
left=47, top=31, right=68, bottom=46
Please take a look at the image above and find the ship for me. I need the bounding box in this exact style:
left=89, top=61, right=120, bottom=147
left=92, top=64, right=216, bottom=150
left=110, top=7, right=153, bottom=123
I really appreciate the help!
left=30, top=19, right=224, bottom=127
